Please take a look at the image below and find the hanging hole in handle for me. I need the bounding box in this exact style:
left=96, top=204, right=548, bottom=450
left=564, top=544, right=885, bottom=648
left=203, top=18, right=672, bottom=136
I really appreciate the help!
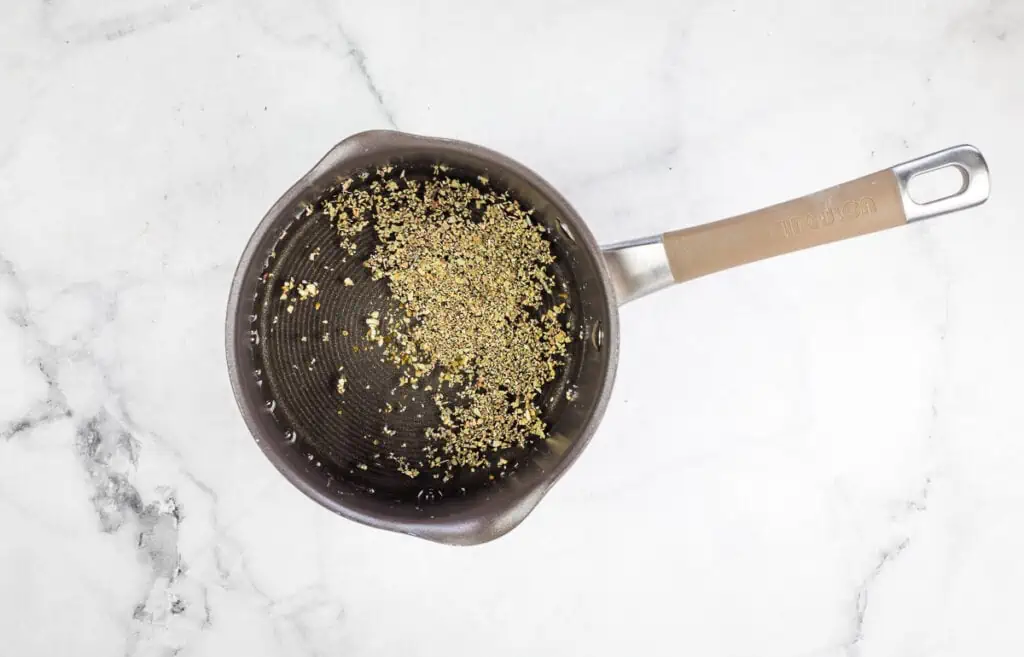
left=893, top=145, right=990, bottom=222
left=906, top=165, right=968, bottom=205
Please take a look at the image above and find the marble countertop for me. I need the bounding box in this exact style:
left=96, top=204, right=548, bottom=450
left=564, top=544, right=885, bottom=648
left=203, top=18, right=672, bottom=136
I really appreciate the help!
left=2, top=1, right=1022, bottom=655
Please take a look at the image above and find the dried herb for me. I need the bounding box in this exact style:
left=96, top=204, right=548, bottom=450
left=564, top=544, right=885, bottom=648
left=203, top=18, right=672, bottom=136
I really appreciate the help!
left=325, top=168, right=570, bottom=481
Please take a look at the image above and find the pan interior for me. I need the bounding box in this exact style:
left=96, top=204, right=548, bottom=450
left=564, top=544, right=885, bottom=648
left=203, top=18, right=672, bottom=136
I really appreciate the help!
left=236, top=148, right=613, bottom=521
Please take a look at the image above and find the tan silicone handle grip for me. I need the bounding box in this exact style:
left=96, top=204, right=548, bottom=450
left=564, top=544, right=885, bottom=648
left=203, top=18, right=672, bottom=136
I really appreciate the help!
left=663, top=170, right=905, bottom=282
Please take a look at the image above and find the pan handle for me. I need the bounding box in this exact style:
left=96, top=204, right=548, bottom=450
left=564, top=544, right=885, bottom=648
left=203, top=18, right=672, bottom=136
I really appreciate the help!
left=603, top=145, right=990, bottom=305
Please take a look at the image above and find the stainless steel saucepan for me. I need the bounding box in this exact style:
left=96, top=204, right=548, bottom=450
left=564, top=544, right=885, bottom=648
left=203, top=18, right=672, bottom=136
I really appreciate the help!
left=227, top=131, right=989, bottom=544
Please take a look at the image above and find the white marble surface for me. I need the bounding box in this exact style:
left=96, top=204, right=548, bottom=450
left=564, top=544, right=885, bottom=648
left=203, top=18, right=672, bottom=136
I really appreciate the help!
left=2, top=1, right=1023, bottom=655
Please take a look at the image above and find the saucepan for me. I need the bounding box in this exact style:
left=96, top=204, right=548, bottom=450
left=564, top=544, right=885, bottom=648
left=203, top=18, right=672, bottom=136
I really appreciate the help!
left=226, top=131, right=989, bottom=544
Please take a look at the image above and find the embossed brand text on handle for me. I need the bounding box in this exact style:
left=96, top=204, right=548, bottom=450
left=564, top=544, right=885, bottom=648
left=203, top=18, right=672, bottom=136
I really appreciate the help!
left=776, top=196, right=877, bottom=238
